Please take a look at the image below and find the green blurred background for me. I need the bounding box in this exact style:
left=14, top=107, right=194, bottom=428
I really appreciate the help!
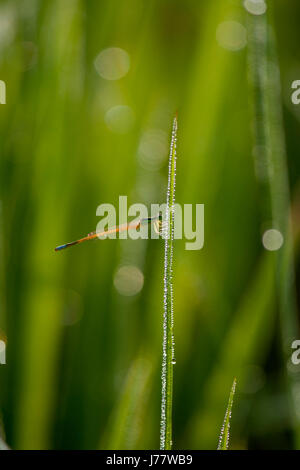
left=1, top=0, right=300, bottom=450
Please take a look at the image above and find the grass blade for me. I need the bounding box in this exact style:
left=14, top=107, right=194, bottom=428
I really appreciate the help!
left=217, top=378, right=237, bottom=450
left=246, top=2, right=300, bottom=444
left=160, top=114, right=178, bottom=450
left=100, top=353, right=153, bottom=450
left=189, top=253, right=275, bottom=448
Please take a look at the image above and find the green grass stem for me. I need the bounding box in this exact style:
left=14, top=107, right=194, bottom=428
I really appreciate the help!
left=160, top=114, right=178, bottom=450
left=217, top=378, right=237, bottom=450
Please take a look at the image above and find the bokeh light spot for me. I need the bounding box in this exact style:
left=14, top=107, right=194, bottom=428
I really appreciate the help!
left=114, top=265, right=144, bottom=296
left=105, top=105, right=135, bottom=134
left=216, top=21, right=247, bottom=51
left=262, top=229, right=284, bottom=251
left=94, top=47, right=130, bottom=80
left=244, top=0, right=267, bottom=16
left=138, top=129, right=168, bottom=171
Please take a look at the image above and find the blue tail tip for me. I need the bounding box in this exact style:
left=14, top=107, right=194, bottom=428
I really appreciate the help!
left=55, top=244, right=67, bottom=251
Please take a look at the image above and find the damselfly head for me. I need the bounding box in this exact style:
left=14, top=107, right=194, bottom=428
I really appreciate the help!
left=154, top=212, right=165, bottom=235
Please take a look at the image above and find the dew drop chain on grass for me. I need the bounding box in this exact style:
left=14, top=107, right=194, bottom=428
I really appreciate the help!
left=217, top=378, right=237, bottom=450
left=160, top=114, right=177, bottom=450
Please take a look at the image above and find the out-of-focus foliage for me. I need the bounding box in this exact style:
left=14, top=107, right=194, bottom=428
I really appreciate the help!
left=0, top=0, right=300, bottom=450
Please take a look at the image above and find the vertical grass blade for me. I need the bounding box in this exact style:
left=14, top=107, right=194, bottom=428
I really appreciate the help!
left=217, top=378, right=237, bottom=450
left=246, top=2, right=300, bottom=444
left=160, top=114, right=178, bottom=450
left=100, top=353, right=153, bottom=450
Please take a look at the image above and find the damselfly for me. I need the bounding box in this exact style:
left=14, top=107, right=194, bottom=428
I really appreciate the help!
left=55, top=214, right=162, bottom=252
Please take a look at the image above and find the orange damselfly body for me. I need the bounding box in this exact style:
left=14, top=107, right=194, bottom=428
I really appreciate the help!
left=54, top=214, right=163, bottom=252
